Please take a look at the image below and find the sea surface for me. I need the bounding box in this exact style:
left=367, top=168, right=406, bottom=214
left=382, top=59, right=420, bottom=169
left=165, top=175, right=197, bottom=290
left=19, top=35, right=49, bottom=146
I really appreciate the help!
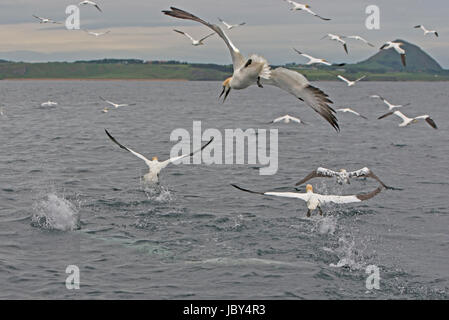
left=0, top=80, right=448, bottom=299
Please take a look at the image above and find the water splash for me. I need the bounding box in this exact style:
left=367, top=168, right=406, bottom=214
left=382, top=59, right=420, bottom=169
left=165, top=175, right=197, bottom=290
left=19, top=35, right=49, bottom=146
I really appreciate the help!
left=142, top=183, right=174, bottom=203
left=31, top=193, right=80, bottom=231
left=330, top=235, right=367, bottom=270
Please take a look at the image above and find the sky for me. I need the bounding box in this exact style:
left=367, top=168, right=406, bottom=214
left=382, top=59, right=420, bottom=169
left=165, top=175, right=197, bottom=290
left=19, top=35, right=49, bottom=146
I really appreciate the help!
left=0, top=0, right=448, bottom=68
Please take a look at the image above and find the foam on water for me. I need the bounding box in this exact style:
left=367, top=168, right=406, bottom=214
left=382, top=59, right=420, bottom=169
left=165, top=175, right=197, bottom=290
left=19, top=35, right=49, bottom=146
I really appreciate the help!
left=31, top=193, right=80, bottom=231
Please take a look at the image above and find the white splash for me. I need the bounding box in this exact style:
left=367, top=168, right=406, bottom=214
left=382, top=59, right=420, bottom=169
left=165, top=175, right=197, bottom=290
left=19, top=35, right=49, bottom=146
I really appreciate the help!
left=32, top=193, right=80, bottom=231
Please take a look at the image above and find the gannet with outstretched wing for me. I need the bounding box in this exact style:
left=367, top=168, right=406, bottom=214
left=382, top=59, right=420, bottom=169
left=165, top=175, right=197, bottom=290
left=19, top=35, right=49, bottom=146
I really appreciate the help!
left=84, top=30, right=110, bottom=37
left=378, top=110, right=437, bottom=129
left=271, top=114, right=306, bottom=125
left=173, top=29, right=216, bottom=46
left=322, top=34, right=348, bottom=54
left=100, top=96, right=136, bottom=108
left=79, top=1, right=102, bottom=12
left=32, top=15, right=61, bottom=24
left=380, top=41, right=406, bottom=67
left=218, top=18, right=246, bottom=30
left=162, top=7, right=339, bottom=131
left=41, top=101, right=58, bottom=107
left=344, top=35, right=374, bottom=47
left=232, top=184, right=382, bottom=217
left=293, top=49, right=331, bottom=66
left=295, top=167, right=390, bottom=189
left=336, top=108, right=367, bottom=119
left=370, top=95, right=410, bottom=111
left=283, top=1, right=331, bottom=20
left=414, top=25, right=438, bottom=37
left=105, top=129, right=214, bottom=184
left=337, top=75, right=366, bottom=87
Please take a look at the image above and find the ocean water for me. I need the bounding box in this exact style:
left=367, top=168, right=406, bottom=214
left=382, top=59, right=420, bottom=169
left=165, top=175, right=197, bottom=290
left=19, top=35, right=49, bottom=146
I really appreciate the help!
left=0, top=80, right=448, bottom=299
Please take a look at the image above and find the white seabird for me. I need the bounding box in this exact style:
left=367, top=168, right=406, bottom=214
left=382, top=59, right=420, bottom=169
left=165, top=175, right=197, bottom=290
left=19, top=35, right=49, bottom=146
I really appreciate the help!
left=378, top=110, right=438, bottom=129
left=322, top=34, right=348, bottom=54
left=232, top=184, right=382, bottom=217
left=32, top=15, right=61, bottom=24
left=105, top=129, right=214, bottom=184
left=293, top=49, right=345, bottom=67
left=100, top=96, right=136, bottom=108
left=84, top=30, right=110, bottom=37
left=295, top=167, right=390, bottom=188
left=173, top=29, right=216, bottom=46
left=414, top=25, right=438, bottom=37
left=336, top=108, right=367, bottom=119
left=380, top=41, right=406, bottom=67
left=41, top=101, right=58, bottom=107
left=271, top=114, right=306, bottom=125
left=337, top=75, right=366, bottom=87
left=218, top=18, right=246, bottom=30
left=283, top=1, right=331, bottom=20
left=370, top=95, right=410, bottom=111
left=163, top=7, right=339, bottom=131
left=343, top=35, right=374, bottom=47
left=79, top=1, right=102, bottom=12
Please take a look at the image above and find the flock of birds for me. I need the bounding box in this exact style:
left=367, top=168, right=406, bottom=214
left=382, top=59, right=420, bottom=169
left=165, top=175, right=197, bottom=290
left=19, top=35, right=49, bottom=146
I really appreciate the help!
left=5, top=1, right=440, bottom=216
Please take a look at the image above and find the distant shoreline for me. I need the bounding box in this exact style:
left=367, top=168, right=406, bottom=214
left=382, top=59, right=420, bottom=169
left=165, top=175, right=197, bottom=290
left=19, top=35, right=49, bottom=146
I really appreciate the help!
left=1, top=78, right=189, bottom=81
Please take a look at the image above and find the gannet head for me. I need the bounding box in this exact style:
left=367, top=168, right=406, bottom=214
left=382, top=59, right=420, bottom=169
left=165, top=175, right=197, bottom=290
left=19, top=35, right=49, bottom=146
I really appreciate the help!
left=339, top=169, right=347, bottom=173
left=152, top=156, right=158, bottom=161
left=306, top=184, right=313, bottom=193
left=305, top=4, right=310, bottom=8
left=220, top=77, right=232, bottom=103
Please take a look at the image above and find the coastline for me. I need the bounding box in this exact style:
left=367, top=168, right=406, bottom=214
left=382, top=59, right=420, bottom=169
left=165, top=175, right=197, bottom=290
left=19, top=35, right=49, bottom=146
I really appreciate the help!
left=1, top=78, right=190, bottom=81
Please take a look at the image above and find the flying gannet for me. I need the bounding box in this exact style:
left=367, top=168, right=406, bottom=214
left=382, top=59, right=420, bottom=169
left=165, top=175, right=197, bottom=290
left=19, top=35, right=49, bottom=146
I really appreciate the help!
left=343, top=35, right=374, bottom=47
left=232, top=184, right=382, bottom=217
left=271, top=114, right=306, bottom=125
left=414, top=25, right=438, bottom=37
left=101, top=107, right=109, bottom=113
left=378, top=110, right=438, bottom=129
left=380, top=41, right=406, bottom=67
left=293, top=49, right=345, bottom=67
left=173, top=29, right=216, bottom=46
left=41, top=101, right=58, bottom=107
left=105, top=129, right=214, bottom=184
left=218, top=18, right=246, bottom=30
left=322, top=34, right=349, bottom=54
left=295, top=167, right=390, bottom=189
left=283, top=1, right=331, bottom=20
left=100, top=96, right=136, bottom=108
left=370, top=95, right=410, bottom=111
left=337, top=75, right=366, bottom=87
left=163, top=7, right=339, bottom=131
left=84, top=30, right=110, bottom=37
left=32, top=15, right=61, bottom=24
left=79, top=1, right=102, bottom=12
left=336, top=108, right=367, bottom=119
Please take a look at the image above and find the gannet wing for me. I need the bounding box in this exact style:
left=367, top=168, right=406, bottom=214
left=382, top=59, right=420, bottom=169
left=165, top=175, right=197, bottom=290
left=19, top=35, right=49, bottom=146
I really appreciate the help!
left=415, top=115, right=438, bottom=129
left=262, top=67, right=338, bottom=131
left=174, top=29, right=195, bottom=42
left=295, top=168, right=338, bottom=186
left=348, top=167, right=389, bottom=189
left=318, top=186, right=382, bottom=204
left=231, top=184, right=309, bottom=201
left=293, top=48, right=314, bottom=61
left=271, top=116, right=286, bottom=123
left=337, top=75, right=351, bottom=84
left=105, top=129, right=152, bottom=166
left=199, top=32, right=216, bottom=42
left=159, top=137, right=214, bottom=168
left=355, top=75, right=366, bottom=82
left=303, top=7, right=331, bottom=21
left=99, top=96, right=116, bottom=107
left=163, top=7, right=246, bottom=70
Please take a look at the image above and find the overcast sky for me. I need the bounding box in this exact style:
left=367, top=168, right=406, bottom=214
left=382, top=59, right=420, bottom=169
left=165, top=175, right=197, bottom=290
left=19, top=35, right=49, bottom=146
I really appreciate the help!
left=0, top=0, right=448, bottom=67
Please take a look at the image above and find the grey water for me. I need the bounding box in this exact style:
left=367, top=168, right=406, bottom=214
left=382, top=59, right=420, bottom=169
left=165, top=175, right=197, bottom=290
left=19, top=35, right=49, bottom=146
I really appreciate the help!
left=0, top=80, right=448, bottom=299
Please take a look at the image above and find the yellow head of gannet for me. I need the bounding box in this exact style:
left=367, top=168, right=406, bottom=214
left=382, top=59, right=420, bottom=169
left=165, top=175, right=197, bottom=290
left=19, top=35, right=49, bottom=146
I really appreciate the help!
left=152, top=156, right=158, bottom=161
left=219, top=77, right=232, bottom=103
left=306, top=184, right=313, bottom=193
left=305, top=5, right=310, bottom=8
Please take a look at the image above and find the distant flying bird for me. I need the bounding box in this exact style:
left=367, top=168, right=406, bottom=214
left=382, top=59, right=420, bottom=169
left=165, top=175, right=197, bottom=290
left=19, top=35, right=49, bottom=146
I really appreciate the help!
left=163, top=7, right=339, bottom=131
left=173, top=29, right=216, bottom=46
left=0, top=107, right=6, bottom=118
left=295, top=167, right=390, bottom=189
left=283, top=0, right=331, bottom=21
left=336, top=108, right=367, bottom=119
left=105, top=129, right=214, bottom=184
left=343, top=35, right=374, bottom=47
left=271, top=114, right=306, bottom=125
left=101, top=107, right=109, bottom=113
left=380, top=41, right=406, bottom=67
left=337, top=75, right=366, bottom=87
left=100, top=96, right=136, bottom=108
left=218, top=18, right=246, bottom=30
left=41, top=101, right=58, bottom=107
left=414, top=25, right=438, bottom=37
left=232, top=183, right=382, bottom=217
left=84, top=30, right=110, bottom=37
left=322, top=34, right=348, bottom=54
left=370, top=95, right=410, bottom=111
left=378, top=110, right=438, bottom=129
left=32, top=15, right=61, bottom=24
left=79, top=1, right=102, bottom=12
